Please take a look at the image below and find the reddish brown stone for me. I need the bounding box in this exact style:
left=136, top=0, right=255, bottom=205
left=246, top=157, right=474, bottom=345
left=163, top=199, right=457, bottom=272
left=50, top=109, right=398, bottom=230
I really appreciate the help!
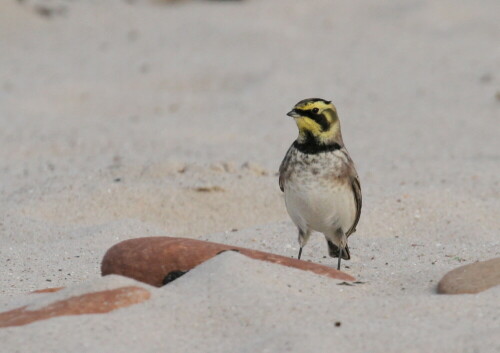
left=101, top=237, right=355, bottom=287
left=0, top=286, right=150, bottom=328
left=437, top=257, right=500, bottom=294
left=31, top=287, right=65, bottom=294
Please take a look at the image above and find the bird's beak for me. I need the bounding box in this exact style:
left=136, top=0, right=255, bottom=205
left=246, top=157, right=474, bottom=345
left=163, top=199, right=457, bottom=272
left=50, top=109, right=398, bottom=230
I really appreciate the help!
left=287, top=109, right=299, bottom=118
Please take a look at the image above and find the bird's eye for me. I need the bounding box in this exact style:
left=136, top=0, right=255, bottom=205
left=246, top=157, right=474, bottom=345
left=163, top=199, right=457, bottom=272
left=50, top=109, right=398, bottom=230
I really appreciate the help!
left=312, top=108, right=319, bottom=113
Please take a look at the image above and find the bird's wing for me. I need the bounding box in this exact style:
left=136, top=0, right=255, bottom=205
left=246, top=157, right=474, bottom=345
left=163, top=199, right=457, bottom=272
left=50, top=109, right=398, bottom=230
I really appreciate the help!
left=278, top=144, right=294, bottom=192
left=346, top=175, right=362, bottom=237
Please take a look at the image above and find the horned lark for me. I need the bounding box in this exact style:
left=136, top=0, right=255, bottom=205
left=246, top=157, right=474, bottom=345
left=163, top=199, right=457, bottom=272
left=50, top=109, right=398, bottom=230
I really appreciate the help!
left=279, top=98, right=362, bottom=270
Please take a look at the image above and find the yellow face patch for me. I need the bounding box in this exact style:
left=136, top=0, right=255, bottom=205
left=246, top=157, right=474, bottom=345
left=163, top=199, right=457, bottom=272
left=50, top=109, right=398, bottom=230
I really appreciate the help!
left=295, top=116, right=324, bottom=136
left=290, top=99, right=340, bottom=144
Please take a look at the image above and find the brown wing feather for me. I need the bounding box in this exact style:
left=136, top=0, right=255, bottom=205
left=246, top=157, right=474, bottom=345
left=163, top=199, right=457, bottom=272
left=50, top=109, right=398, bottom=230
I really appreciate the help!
left=278, top=144, right=294, bottom=192
left=346, top=176, right=362, bottom=237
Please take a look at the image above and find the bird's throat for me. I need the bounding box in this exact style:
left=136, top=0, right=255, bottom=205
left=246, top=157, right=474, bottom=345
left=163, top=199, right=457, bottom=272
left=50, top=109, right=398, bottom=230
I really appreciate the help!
left=295, top=119, right=343, bottom=154
left=294, top=130, right=343, bottom=154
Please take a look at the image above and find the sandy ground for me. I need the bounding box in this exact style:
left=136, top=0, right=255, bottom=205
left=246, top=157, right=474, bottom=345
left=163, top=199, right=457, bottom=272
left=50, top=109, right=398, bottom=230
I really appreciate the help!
left=0, top=0, right=499, bottom=352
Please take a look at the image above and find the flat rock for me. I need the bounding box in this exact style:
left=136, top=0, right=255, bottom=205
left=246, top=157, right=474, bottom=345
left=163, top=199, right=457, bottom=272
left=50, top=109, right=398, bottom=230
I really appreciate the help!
left=437, top=257, right=500, bottom=294
left=0, top=276, right=151, bottom=328
left=101, top=236, right=355, bottom=286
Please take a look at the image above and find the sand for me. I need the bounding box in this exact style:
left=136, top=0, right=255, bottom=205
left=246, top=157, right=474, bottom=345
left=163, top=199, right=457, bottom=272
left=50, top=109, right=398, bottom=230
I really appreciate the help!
left=0, top=0, right=499, bottom=352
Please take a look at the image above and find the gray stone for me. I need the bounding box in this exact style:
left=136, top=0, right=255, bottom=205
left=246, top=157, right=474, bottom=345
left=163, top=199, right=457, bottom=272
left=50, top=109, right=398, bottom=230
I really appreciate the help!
left=437, top=257, right=500, bottom=294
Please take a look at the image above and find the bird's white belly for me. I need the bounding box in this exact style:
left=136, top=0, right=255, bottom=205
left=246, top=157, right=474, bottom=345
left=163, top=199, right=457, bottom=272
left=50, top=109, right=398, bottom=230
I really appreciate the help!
left=285, top=182, right=355, bottom=235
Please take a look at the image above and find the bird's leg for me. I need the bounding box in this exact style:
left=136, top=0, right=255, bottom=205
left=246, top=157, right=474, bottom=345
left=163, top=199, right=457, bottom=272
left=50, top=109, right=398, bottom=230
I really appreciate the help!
left=297, top=228, right=310, bottom=260
left=336, top=229, right=347, bottom=271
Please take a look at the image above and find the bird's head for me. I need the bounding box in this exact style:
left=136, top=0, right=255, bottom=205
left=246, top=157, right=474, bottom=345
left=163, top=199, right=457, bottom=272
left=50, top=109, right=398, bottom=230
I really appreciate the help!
left=287, top=98, right=342, bottom=145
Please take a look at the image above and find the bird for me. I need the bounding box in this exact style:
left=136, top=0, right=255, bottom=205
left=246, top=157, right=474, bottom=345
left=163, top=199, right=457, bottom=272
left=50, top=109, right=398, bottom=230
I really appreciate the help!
left=278, top=98, right=362, bottom=270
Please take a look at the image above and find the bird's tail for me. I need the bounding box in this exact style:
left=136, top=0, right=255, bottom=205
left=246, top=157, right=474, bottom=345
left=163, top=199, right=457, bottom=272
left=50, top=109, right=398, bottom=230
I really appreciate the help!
left=327, top=241, right=350, bottom=260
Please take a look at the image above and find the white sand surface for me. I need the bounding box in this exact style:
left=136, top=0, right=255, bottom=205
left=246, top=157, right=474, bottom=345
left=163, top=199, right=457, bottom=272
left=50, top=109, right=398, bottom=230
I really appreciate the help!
left=0, top=0, right=499, bottom=352
left=1, top=254, right=499, bottom=352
